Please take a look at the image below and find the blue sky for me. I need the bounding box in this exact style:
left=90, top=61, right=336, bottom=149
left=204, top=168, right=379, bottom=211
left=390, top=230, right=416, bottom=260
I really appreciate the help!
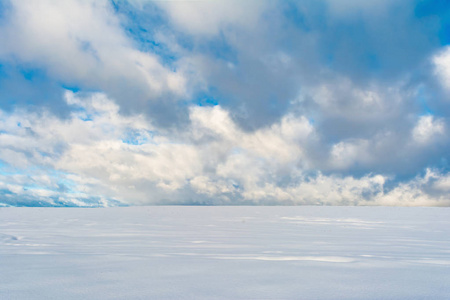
left=1, top=0, right=450, bottom=206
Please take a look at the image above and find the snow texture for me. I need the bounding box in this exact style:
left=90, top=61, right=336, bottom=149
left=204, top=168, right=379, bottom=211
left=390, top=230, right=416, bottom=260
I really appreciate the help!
left=1, top=206, right=450, bottom=299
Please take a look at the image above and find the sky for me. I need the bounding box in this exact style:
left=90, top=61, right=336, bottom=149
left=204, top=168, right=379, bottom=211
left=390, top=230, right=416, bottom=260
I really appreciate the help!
left=1, top=0, right=450, bottom=207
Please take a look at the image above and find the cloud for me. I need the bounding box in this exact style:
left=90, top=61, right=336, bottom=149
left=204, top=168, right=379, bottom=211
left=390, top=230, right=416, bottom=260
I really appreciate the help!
left=0, top=0, right=187, bottom=116
left=412, top=115, right=445, bottom=144
left=324, top=0, right=405, bottom=18
left=0, top=91, right=449, bottom=206
left=375, top=169, right=450, bottom=207
left=0, top=1, right=450, bottom=206
left=154, top=0, right=269, bottom=37
left=130, top=0, right=440, bottom=132
left=433, top=46, right=450, bottom=93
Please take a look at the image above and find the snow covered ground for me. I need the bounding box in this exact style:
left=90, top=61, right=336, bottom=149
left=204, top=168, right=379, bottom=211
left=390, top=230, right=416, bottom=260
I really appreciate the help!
left=1, top=206, right=450, bottom=299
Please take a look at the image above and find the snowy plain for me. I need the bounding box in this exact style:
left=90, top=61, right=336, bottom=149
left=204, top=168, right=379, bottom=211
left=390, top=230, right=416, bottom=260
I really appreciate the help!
left=1, top=206, right=450, bottom=300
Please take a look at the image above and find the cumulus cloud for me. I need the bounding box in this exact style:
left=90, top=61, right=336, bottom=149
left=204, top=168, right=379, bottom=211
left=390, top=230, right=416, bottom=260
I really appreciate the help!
left=0, top=0, right=187, bottom=114
left=0, top=92, right=449, bottom=206
left=412, top=115, right=445, bottom=144
left=0, top=1, right=450, bottom=206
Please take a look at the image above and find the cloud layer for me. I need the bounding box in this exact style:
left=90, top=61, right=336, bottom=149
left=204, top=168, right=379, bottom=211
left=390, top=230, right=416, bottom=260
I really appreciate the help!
left=0, top=0, right=450, bottom=206
left=0, top=92, right=449, bottom=206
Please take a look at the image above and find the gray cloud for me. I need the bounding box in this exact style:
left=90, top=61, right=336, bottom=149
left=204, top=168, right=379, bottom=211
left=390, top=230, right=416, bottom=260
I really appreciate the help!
left=0, top=0, right=187, bottom=121
left=0, top=0, right=450, bottom=206
left=0, top=92, right=449, bottom=206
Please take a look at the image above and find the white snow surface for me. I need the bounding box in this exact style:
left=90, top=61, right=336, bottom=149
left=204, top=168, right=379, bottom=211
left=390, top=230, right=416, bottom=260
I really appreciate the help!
left=1, top=206, right=450, bottom=299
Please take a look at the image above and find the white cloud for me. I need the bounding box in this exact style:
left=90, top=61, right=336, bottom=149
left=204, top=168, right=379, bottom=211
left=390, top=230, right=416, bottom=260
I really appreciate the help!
left=329, top=139, right=371, bottom=170
left=303, top=77, right=402, bottom=123
left=373, top=169, right=450, bottom=206
left=190, top=176, right=236, bottom=199
left=154, top=0, right=269, bottom=37
left=433, top=46, right=450, bottom=93
left=433, top=175, right=450, bottom=192
left=0, top=0, right=187, bottom=104
left=1, top=91, right=449, bottom=206
left=190, top=105, right=314, bottom=167
left=412, top=115, right=445, bottom=144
